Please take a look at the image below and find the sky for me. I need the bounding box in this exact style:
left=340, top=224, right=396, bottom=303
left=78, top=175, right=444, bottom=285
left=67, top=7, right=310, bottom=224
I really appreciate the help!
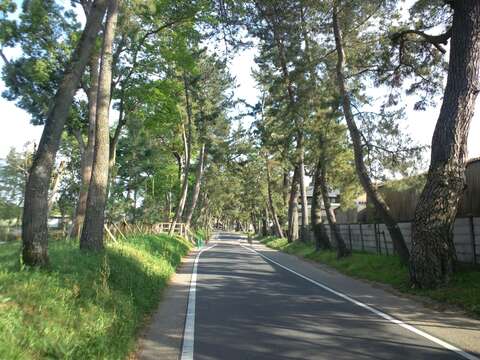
left=1, top=4, right=479, bottom=162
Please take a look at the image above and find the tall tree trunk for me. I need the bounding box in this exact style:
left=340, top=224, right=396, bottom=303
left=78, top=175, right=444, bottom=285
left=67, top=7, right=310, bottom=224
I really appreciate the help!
left=311, top=159, right=331, bottom=251
left=80, top=0, right=119, bottom=251
left=165, top=191, right=172, bottom=221
left=21, top=0, right=108, bottom=266
left=184, top=143, right=206, bottom=227
left=318, top=160, right=350, bottom=258
left=250, top=212, right=258, bottom=234
left=265, top=157, right=284, bottom=238
left=298, top=135, right=309, bottom=241
left=108, top=96, right=127, bottom=172
left=169, top=126, right=189, bottom=235
left=197, top=191, right=208, bottom=228
left=256, top=3, right=305, bottom=238
left=287, top=165, right=300, bottom=242
left=332, top=2, right=409, bottom=263
left=410, top=0, right=480, bottom=288
left=133, top=187, right=138, bottom=223
left=262, top=207, right=268, bottom=237
left=47, top=160, right=67, bottom=212
left=170, top=74, right=192, bottom=235
left=282, top=168, right=290, bottom=207
left=70, top=52, right=99, bottom=239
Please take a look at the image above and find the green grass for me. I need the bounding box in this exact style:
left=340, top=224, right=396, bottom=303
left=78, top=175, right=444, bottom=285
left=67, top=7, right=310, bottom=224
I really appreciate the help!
left=0, top=234, right=192, bottom=359
left=261, top=236, right=480, bottom=317
left=194, top=228, right=209, bottom=246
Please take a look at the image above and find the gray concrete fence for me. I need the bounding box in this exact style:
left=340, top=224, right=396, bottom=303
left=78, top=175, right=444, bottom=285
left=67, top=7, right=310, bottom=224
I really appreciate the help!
left=320, top=217, right=479, bottom=264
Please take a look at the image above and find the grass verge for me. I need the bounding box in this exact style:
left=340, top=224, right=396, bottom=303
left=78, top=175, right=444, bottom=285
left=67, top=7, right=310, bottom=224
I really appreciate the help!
left=194, top=228, right=210, bottom=246
left=0, top=234, right=192, bottom=359
left=260, top=236, right=480, bottom=318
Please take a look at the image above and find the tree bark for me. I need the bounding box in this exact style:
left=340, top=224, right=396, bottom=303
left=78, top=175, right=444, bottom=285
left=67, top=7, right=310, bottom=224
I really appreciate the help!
left=287, top=165, right=300, bottom=242
left=318, top=160, right=350, bottom=258
left=108, top=96, right=127, bottom=171
left=250, top=212, right=258, bottom=234
left=47, top=160, right=67, bottom=212
left=70, top=52, right=99, bottom=239
left=410, top=0, right=480, bottom=288
left=80, top=0, right=119, bottom=251
left=262, top=207, right=268, bottom=237
left=282, top=168, right=290, bottom=207
left=21, top=0, right=108, bottom=266
left=332, top=2, right=409, bottom=263
left=184, top=143, right=206, bottom=227
left=311, top=159, right=332, bottom=251
left=265, top=157, right=284, bottom=238
left=298, top=134, right=309, bottom=241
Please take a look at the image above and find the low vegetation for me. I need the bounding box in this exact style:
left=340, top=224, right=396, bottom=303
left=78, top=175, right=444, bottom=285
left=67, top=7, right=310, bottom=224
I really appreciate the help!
left=261, top=236, right=480, bottom=317
left=0, top=234, right=191, bottom=359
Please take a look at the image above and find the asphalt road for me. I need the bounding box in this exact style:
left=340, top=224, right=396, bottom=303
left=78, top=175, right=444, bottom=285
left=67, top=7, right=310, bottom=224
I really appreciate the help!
left=190, top=233, right=468, bottom=360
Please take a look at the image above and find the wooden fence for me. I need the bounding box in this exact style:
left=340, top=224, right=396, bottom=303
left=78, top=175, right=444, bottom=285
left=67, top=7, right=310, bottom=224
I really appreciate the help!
left=1, top=221, right=206, bottom=247
left=104, top=221, right=197, bottom=244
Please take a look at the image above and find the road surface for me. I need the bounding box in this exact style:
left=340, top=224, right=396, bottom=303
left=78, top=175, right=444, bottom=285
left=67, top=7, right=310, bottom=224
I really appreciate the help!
left=182, top=232, right=475, bottom=360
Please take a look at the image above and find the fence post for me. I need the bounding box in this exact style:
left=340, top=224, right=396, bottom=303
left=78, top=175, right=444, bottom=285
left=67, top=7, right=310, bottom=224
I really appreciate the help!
left=469, top=216, right=477, bottom=265
left=348, top=224, right=352, bottom=250
left=382, top=231, right=389, bottom=256
left=359, top=223, right=365, bottom=251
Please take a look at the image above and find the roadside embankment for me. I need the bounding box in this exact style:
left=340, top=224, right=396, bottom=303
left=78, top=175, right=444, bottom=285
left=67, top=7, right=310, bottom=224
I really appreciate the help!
left=0, top=234, right=191, bottom=359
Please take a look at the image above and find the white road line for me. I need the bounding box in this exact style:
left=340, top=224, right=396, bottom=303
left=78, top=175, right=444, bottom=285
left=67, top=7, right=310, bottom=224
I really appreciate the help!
left=240, top=244, right=479, bottom=360
left=180, top=244, right=217, bottom=360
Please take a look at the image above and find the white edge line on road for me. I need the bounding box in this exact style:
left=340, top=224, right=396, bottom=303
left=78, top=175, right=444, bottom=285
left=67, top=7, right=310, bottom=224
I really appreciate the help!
left=180, top=243, right=217, bottom=360
left=240, top=243, right=479, bottom=360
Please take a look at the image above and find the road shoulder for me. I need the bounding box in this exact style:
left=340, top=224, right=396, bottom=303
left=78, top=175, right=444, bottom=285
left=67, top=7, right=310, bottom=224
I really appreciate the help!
left=136, top=249, right=197, bottom=360
left=246, top=239, right=480, bottom=358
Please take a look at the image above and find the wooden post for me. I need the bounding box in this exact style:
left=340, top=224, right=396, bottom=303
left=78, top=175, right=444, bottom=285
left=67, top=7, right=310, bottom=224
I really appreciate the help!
left=112, top=222, right=127, bottom=240
left=104, top=224, right=117, bottom=243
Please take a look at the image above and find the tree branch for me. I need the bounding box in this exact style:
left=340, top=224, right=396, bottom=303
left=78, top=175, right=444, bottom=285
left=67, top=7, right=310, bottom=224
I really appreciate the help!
left=391, top=28, right=452, bottom=54
left=0, top=49, right=10, bottom=65
left=109, top=97, right=126, bottom=151
left=73, top=128, right=86, bottom=155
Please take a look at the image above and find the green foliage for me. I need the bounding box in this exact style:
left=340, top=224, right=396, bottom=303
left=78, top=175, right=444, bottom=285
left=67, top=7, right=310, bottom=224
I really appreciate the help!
left=0, top=234, right=191, bottom=359
left=261, top=236, right=480, bottom=317
left=1, top=0, right=79, bottom=124
left=0, top=146, right=33, bottom=222
left=381, top=173, right=426, bottom=193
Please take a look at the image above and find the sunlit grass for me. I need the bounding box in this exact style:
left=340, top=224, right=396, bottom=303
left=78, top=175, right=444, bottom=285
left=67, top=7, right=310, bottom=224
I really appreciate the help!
left=0, top=234, right=191, bottom=359
left=260, top=236, right=480, bottom=317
